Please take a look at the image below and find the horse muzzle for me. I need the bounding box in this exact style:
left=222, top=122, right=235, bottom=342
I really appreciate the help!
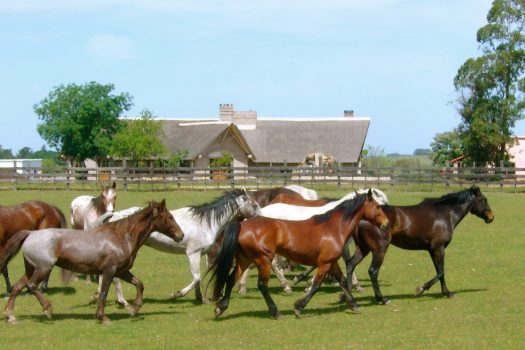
left=379, top=221, right=389, bottom=232
left=484, top=211, right=494, bottom=223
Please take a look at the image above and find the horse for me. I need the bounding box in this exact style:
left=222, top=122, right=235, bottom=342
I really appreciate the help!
left=268, top=193, right=332, bottom=206
left=237, top=188, right=389, bottom=294
left=0, top=201, right=67, bottom=294
left=71, top=181, right=117, bottom=230
left=250, top=185, right=314, bottom=207
left=346, top=186, right=494, bottom=308
left=0, top=200, right=183, bottom=324
left=208, top=190, right=389, bottom=319
left=95, top=188, right=261, bottom=304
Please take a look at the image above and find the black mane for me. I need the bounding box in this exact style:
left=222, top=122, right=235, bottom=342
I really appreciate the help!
left=421, top=188, right=473, bottom=206
left=189, top=189, right=244, bottom=227
left=313, top=193, right=367, bottom=224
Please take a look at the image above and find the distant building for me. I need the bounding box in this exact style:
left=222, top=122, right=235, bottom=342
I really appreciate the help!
left=0, top=159, right=42, bottom=176
left=508, top=136, right=525, bottom=174
left=159, top=104, right=370, bottom=168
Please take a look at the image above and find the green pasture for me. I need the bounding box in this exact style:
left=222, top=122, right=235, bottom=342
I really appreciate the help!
left=0, top=189, right=523, bottom=349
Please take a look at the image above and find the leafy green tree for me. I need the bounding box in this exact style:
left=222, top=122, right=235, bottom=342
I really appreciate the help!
left=167, top=150, right=189, bottom=168
left=0, top=145, right=14, bottom=159
left=454, top=0, right=525, bottom=166
left=110, top=109, right=167, bottom=164
left=16, top=146, right=33, bottom=159
left=210, top=151, right=234, bottom=167
left=35, top=82, right=133, bottom=163
left=430, top=130, right=463, bottom=166
left=413, top=148, right=431, bottom=156
left=32, top=145, right=60, bottom=161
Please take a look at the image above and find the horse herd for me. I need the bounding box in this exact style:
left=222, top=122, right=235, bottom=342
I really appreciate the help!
left=0, top=184, right=494, bottom=324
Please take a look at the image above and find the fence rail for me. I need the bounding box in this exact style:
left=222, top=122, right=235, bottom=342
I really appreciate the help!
left=2, top=165, right=525, bottom=192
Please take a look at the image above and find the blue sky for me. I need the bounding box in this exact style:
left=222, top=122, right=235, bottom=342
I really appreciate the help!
left=2, top=0, right=519, bottom=155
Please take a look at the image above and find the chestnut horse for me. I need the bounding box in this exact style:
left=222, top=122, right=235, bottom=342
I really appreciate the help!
left=0, top=201, right=67, bottom=293
left=208, top=190, right=389, bottom=319
left=0, top=200, right=183, bottom=324
left=347, top=186, right=494, bottom=308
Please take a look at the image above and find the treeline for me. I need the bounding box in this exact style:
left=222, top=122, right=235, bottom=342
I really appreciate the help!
left=0, top=145, right=64, bottom=167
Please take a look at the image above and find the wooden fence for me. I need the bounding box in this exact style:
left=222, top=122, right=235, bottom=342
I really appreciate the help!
left=1, top=165, right=525, bottom=192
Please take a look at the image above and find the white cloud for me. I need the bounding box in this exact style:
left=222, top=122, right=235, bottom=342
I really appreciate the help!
left=85, top=35, right=136, bottom=60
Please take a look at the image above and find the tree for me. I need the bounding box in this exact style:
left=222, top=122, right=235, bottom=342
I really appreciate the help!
left=35, top=82, right=133, bottom=164
left=454, top=0, right=525, bottom=166
left=110, top=109, right=167, bottom=164
left=16, top=147, right=33, bottom=159
left=430, top=130, right=463, bottom=166
left=0, top=145, right=14, bottom=159
left=210, top=151, right=234, bottom=167
left=413, top=148, right=431, bottom=156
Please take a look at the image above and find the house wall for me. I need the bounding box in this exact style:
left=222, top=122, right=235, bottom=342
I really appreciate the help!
left=508, top=136, right=525, bottom=174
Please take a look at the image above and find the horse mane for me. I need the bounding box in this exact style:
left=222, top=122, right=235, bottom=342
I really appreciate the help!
left=189, top=189, right=244, bottom=227
left=91, top=194, right=106, bottom=215
left=421, top=188, right=473, bottom=206
left=313, top=193, right=367, bottom=224
left=95, top=202, right=156, bottom=239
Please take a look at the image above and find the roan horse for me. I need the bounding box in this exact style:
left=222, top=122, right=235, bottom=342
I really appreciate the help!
left=95, top=188, right=261, bottom=304
left=208, top=190, right=389, bottom=319
left=0, top=201, right=67, bottom=294
left=346, top=186, right=494, bottom=308
left=0, top=200, right=183, bottom=324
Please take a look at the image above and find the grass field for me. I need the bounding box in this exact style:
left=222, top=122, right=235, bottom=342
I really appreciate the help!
left=0, top=189, right=523, bottom=349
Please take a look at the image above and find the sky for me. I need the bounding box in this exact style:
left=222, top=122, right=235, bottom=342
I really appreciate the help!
left=2, top=0, right=521, bottom=155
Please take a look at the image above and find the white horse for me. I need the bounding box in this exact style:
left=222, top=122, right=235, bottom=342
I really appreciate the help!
left=237, top=188, right=388, bottom=294
left=95, top=188, right=262, bottom=304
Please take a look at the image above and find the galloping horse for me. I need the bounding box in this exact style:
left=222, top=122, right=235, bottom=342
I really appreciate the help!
left=0, top=200, right=183, bottom=324
left=346, top=186, right=494, bottom=308
left=71, top=182, right=117, bottom=230
left=0, top=201, right=67, bottom=293
left=208, top=190, right=389, bottom=319
left=96, top=188, right=261, bottom=304
left=237, top=188, right=389, bottom=294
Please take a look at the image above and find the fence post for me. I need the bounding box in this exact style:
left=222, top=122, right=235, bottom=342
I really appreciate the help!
left=12, top=167, right=17, bottom=191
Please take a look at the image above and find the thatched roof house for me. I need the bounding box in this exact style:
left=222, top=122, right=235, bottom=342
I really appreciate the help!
left=160, top=104, right=370, bottom=168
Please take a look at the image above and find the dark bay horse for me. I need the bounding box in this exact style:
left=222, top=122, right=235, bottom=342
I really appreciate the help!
left=347, top=186, right=494, bottom=307
left=208, top=190, right=389, bottom=319
left=0, top=200, right=183, bottom=324
left=0, top=201, right=67, bottom=293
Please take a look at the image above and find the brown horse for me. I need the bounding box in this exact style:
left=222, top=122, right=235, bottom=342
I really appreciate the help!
left=347, top=186, right=494, bottom=307
left=208, top=190, right=389, bottom=319
left=0, top=201, right=67, bottom=293
left=250, top=187, right=306, bottom=207
left=268, top=193, right=332, bottom=206
left=0, top=199, right=183, bottom=324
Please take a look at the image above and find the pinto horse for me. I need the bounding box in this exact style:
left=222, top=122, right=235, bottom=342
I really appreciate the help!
left=208, top=190, right=389, bottom=319
left=0, top=200, right=183, bottom=324
left=71, top=182, right=117, bottom=230
left=0, top=201, right=67, bottom=293
left=346, top=186, right=494, bottom=307
left=250, top=185, right=318, bottom=207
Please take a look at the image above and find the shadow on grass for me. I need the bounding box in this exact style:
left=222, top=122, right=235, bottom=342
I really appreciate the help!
left=18, top=309, right=183, bottom=323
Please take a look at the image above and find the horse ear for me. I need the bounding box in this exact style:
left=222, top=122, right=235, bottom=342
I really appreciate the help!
left=159, top=199, right=166, bottom=211
left=367, top=188, right=373, bottom=199
left=112, top=181, right=116, bottom=189
left=471, top=185, right=480, bottom=195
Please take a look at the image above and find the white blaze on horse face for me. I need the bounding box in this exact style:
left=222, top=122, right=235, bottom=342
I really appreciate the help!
left=104, top=188, right=116, bottom=213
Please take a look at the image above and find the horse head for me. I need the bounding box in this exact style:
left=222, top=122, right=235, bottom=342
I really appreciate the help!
left=101, top=181, right=117, bottom=213
left=469, top=186, right=494, bottom=223
left=151, top=199, right=184, bottom=242
left=362, top=189, right=389, bottom=231
left=237, top=187, right=262, bottom=218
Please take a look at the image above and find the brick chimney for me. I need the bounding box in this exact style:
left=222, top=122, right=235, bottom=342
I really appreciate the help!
left=219, top=104, right=234, bottom=122
left=344, top=110, right=354, bottom=118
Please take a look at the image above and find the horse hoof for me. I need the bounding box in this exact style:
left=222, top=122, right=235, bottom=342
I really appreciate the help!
left=238, top=288, right=247, bottom=295
left=5, top=314, right=16, bottom=325
left=293, top=309, right=301, bottom=318
left=214, top=307, right=226, bottom=319
left=446, top=292, right=456, bottom=299
left=273, top=312, right=284, bottom=320
left=117, top=300, right=129, bottom=308
left=101, top=318, right=112, bottom=326
left=170, top=291, right=184, bottom=300
left=88, top=295, right=98, bottom=304
left=382, top=299, right=391, bottom=305
left=126, top=305, right=138, bottom=317
left=415, top=286, right=425, bottom=296
left=354, top=286, right=365, bottom=293
left=349, top=303, right=361, bottom=313
left=43, top=305, right=53, bottom=320
left=283, top=286, right=293, bottom=294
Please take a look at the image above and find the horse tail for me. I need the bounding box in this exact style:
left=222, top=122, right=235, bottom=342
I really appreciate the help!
left=52, top=205, right=68, bottom=229
left=0, top=230, right=31, bottom=272
left=206, top=221, right=241, bottom=301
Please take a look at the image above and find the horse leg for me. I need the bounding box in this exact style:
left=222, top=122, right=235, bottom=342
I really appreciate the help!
left=415, top=247, right=453, bottom=297
left=292, top=266, right=315, bottom=285
left=116, top=270, right=144, bottom=317
left=328, top=263, right=360, bottom=312
left=368, top=250, right=389, bottom=305
left=171, top=252, right=204, bottom=303
left=293, top=264, right=330, bottom=317
left=89, top=275, right=103, bottom=304
left=2, top=266, right=12, bottom=294
left=113, top=278, right=130, bottom=308
left=215, top=255, right=251, bottom=318
left=4, top=274, right=29, bottom=324
left=342, top=240, right=363, bottom=292
left=271, top=256, right=292, bottom=294
left=25, top=268, right=53, bottom=320
left=237, top=265, right=251, bottom=295
left=345, top=245, right=369, bottom=304
left=95, top=270, right=115, bottom=325
left=254, top=257, right=282, bottom=320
